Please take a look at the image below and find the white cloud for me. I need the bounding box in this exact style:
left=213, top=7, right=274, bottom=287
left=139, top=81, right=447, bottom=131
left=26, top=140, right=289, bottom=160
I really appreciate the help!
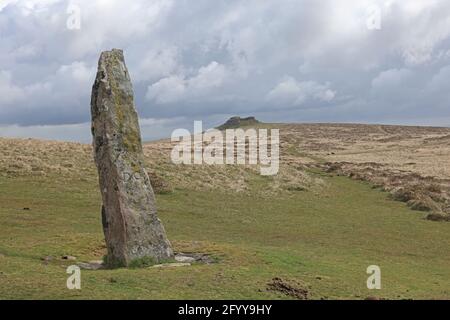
left=0, top=70, right=54, bottom=106
left=145, top=75, right=186, bottom=104
left=371, top=68, right=414, bottom=89
left=190, top=61, right=227, bottom=90
left=267, top=76, right=336, bottom=107
left=11, top=44, right=40, bottom=61
left=56, top=61, right=95, bottom=83
left=132, top=47, right=180, bottom=82
left=395, top=2, right=450, bottom=66
left=63, top=0, right=176, bottom=57
left=0, top=60, right=95, bottom=125
left=146, top=61, right=228, bottom=104
left=0, top=0, right=18, bottom=12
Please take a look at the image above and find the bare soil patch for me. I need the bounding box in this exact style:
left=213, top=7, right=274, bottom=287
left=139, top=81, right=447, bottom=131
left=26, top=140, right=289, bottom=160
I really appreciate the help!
left=267, top=277, right=309, bottom=300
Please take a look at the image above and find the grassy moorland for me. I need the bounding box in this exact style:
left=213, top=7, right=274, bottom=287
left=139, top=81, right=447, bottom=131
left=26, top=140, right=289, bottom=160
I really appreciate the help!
left=0, top=123, right=449, bottom=299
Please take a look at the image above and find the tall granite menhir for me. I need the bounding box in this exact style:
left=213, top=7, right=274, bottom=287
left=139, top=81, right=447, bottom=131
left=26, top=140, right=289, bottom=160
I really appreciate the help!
left=91, top=49, right=173, bottom=267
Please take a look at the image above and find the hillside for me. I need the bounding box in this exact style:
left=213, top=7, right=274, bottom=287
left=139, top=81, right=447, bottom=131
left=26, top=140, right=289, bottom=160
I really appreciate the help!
left=216, top=116, right=261, bottom=130
left=0, top=123, right=450, bottom=299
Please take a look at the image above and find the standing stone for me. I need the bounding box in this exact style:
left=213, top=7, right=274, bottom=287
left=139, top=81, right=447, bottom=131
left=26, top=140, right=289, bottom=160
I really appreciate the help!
left=90, top=49, right=173, bottom=267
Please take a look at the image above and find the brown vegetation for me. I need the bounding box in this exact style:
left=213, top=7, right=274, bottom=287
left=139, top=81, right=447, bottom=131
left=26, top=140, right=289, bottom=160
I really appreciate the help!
left=2, top=122, right=449, bottom=220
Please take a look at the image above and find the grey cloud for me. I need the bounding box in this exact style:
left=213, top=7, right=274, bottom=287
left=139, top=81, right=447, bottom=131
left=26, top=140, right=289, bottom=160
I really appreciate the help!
left=1, top=0, right=450, bottom=141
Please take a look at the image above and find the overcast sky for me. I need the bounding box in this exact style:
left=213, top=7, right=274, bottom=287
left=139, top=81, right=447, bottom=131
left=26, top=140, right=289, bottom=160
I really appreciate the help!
left=1, top=0, right=450, bottom=142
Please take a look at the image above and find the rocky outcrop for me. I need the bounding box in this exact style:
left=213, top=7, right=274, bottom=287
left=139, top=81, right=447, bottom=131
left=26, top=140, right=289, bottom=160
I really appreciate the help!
left=91, top=49, right=173, bottom=267
left=217, top=116, right=260, bottom=130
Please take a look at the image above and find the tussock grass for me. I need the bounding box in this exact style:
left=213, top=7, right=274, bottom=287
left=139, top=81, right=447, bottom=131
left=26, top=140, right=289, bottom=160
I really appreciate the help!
left=1, top=123, right=450, bottom=299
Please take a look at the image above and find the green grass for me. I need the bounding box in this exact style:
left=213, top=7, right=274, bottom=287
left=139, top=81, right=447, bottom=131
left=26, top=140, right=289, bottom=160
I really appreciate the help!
left=0, top=172, right=449, bottom=300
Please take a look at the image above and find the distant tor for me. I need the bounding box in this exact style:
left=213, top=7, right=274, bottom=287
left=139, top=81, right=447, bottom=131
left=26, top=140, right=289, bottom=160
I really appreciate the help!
left=217, top=116, right=260, bottom=130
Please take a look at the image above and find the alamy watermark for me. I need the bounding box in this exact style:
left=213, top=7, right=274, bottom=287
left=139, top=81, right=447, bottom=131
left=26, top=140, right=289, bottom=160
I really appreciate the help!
left=170, top=121, right=279, bottom=176
left=366, top=4, right=382, bottom=30
left=366, top=265, right=381, bottom=289
left=66, top=265, right=81, bottom=290
left=66, top=3, right=81, bottom=30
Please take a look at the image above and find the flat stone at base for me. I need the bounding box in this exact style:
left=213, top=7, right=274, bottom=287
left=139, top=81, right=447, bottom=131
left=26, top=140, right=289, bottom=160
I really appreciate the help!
left=77, top=261, right=104, bottom=270
left=174, top=255, right=196, bottom=263
left=174, top=252, right=216, bottom=264
left=150, top=262, right=191, bottom=268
